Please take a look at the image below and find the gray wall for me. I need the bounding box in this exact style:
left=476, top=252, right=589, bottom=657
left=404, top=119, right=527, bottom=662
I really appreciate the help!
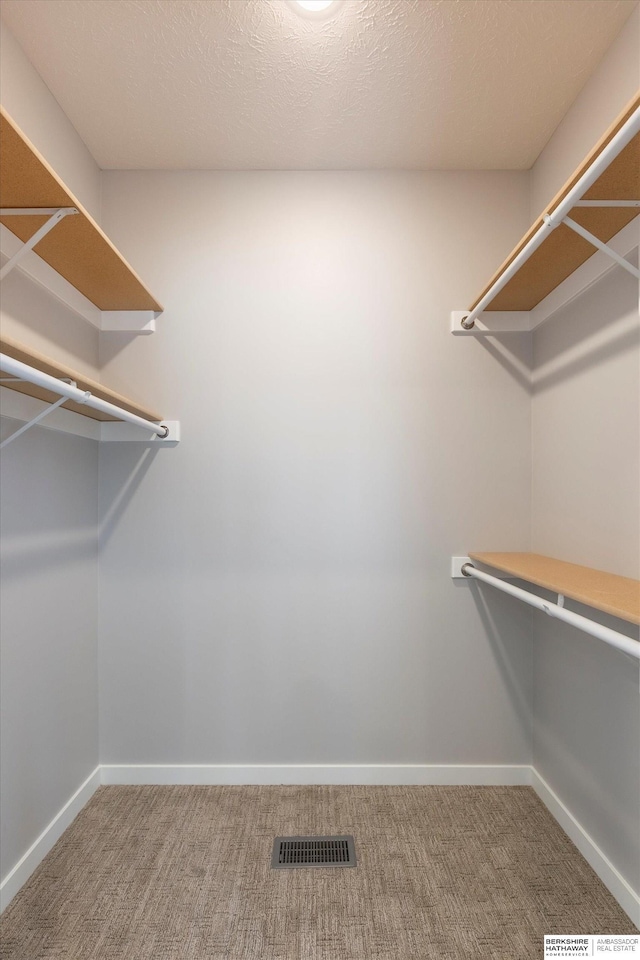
left=0, top=18, right=101, bottom=887
left=529, top=7, right=640, bottom=897
left=531, top=265, right=640, bottom=894
left=97, top=169, right=533, bottom=765
left=0, top=419, right=99, bottom=880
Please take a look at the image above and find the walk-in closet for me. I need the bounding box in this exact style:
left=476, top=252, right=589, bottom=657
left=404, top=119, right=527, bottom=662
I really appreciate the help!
left=0, top=1, right=638, bottom=957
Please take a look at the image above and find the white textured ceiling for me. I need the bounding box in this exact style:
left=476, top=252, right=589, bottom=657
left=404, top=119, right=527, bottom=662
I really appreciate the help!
left=0, top=0, right=637, bottom=170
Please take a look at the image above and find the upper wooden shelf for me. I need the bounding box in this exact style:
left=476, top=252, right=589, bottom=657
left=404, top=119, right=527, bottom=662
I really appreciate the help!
left=0, top=106, right=163, bottom=313
left=469, top=93, right=640, bottom=313
left=469, top=552, right=640, bottom=626
left=0, top=335, right=162, bottom=424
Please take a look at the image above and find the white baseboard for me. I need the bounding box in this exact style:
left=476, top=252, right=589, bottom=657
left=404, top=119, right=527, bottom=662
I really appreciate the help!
left=0, top=765, right=101, bottom=913
left=531, top=768, right=640, bottom=927
left=2, top=764, right=637, bottom=928
left=99, top=763, right=532, bottom=786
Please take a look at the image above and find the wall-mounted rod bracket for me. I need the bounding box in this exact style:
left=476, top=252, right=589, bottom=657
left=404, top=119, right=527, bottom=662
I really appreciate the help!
left=450, top=311, right=531, bottom=335
left=561, top=215, right=640, bottom=279
left=100, top=420, right=180, bottom=443
left=0, top=208, right=78, bottom=281
left=451, top=556, right=518, bottom=579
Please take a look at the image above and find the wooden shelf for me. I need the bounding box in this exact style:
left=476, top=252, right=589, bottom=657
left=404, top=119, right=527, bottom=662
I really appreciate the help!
left=0, top=335, right=162, bottom=424
left=0, top=106, right=163, bottom=313
left=469, top=93, right=640, bottom=313
left=469, top=552, right=640, bottom=626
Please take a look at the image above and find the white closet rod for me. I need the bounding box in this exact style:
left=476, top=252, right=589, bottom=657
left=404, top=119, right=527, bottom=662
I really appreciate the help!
left=462, top=104, right=640, bottom=329
left=0, top=353, right=168, bottom=438
left=461, top=563, right=640, bottom=660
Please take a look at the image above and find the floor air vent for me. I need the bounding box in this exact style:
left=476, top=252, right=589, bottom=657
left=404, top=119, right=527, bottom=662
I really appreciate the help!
left=271, top=835, right=357, bottom=869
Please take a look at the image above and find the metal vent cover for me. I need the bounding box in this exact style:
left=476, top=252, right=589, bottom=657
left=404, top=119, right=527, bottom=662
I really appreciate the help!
left=271, top=835, right=356, bottom=869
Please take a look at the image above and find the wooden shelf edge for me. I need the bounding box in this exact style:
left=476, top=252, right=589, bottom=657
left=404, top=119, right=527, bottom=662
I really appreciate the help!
left=0, top=105, right=164, bottom=314
left=0, top=335, right=163, bottom=424
left=468, top=91, right=640, bottom=314
left=469, top=552, right=640, bottom=626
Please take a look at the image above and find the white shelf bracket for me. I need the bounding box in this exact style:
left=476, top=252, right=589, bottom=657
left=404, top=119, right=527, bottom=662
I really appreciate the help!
left=561, top=215, right=640, bottom=280
left=0, top=208, right=78, bottom=281
left=0, top=393, right=67, bottom=449
left=0, top=222, right=159, bottom=334
left=0, top=374, right=78, bottom=448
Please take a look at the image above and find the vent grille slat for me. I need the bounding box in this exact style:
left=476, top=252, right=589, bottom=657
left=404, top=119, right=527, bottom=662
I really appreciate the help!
left=271, top=835, right=356, bottom=869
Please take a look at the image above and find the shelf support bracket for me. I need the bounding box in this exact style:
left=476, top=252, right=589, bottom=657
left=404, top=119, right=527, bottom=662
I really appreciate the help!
left=561, top=215, right=640, bottom=279
left=0, top=207, right=79, bottom=281
left=0, top=392, right=69, bottom=449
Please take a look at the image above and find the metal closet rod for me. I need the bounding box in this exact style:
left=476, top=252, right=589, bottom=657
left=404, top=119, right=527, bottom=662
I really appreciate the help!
left=462, top=103, right=640, bottom=330
left=0, top=353, right=168, bottom=438
left=461, top=563, right=640, bottom=661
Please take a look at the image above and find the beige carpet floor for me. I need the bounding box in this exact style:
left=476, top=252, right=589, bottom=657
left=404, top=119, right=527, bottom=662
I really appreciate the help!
left=0, top=785, right=637, bottom=959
